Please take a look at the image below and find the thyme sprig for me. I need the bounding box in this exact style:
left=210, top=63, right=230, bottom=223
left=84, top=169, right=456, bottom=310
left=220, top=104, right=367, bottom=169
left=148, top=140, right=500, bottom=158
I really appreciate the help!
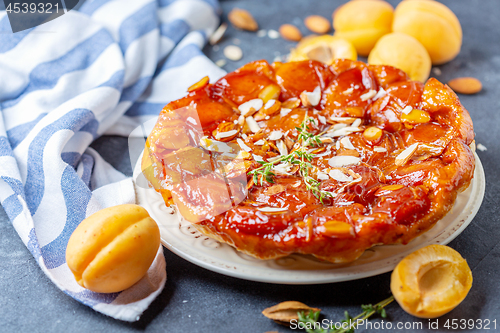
left=248, top=147, right=311, bottom=185
left=297, top=117, right=323, bottom=147
left=247, top=117, right=334, bottom=202
left=297, top=296, right=395, bottom=333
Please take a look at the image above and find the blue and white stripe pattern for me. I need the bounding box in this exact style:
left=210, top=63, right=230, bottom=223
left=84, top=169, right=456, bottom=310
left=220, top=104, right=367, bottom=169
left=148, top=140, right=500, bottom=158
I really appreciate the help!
left=0, top=0, right=226, bottom=321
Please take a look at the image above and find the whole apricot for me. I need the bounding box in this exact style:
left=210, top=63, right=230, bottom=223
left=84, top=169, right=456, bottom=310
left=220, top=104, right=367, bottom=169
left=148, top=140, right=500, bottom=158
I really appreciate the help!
left=333, top=0, right=394, bottom=57
left=391, top=244, right=473, bottom=318
left=393, top=0, right=462, bottom=65
left=368, top=32, right=431, bottom=82
left=66, top=204, right=161, bottom=293
left=289, top=35, right=357, bottom=64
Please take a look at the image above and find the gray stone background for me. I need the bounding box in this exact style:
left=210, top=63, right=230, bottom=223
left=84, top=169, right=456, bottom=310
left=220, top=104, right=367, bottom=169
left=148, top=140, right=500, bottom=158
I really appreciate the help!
left=1, top=0, right=499, bottom=332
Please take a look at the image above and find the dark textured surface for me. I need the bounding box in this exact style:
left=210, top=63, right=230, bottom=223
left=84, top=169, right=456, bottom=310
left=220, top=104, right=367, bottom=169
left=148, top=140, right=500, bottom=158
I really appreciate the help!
left=1, top=0, right=500, bottom=332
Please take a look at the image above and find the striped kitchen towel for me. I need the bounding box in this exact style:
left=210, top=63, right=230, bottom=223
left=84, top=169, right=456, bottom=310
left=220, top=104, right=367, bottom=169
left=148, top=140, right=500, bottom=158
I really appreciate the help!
left=0, top=0, right=226, bottom=322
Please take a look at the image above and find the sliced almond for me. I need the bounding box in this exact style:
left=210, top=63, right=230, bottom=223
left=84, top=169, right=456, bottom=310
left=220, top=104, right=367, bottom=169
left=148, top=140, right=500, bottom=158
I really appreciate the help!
left=262, top=301, right=320, bottom=324
left=252, top=154, right=264, bottom=162
left=228, top=8, right=258, bottom=31
left=268, top=29, right=280, bottom=39
left=304, top=15, right=330, bottom=34
left=215, top=129, right=238, bottom=140
left=401, top=106, right=413, bottom=115
left=238, top=99, right=263, bottom=116
left=279, top=24, right=302, bottom=42
left=236, top=138, right=252, bottom=152
left=277, top=140, right=288, bottom=156
left=224, top=45, right=243, bottom=61
left=328, top=155, right=360, bottom=167
left=351, top=118, right=362, bottom=128
left=300, top=87, right=321, bottom=107
left=257, top=207, right=288, bottom=213
left=254, top=99, right=281, bottom=121
left=395, top=143, right=418, bottom=166
left=360, top=89, right=377, bottom=101
left=317, top=171, right=329, bottom=180
left=254, top=139, right=265, bottom=146
left=238, top=115, right=245, bottom=126
left=477, top=143, right=487, bottom=151
left=328, top=116, right=357, bottom=124
left=268, top=131, right=283, bottom=141
left=267, top=156, right=282, bottom=163
left=284, top=136, right=295, bottom=150
left=329, top=169, right=353, bottom=182
left=340, top=137, right=355, bottom=150
left=187, top=76, right=209, bottom=92
left=342, top=87, right=354, bottom=95
left=268, top=140, right=280, bottom=153
left=215, top=59, right=227, bottom=67
left=246, top=116, right=261, bottom=133
left=324, top=126, right=362, bottom=138
left=209, top=23, right=228, bottom=45
left=448, top=77, right=482, bottom=95
left=280, top=108, right=292, bottom=117
left=374, top=147, right=387, bottom=153
left=282, top=98, right=301, bottom=109
left=213, top=122, right=240, bottom=141
left=331, top=123, right=348, bottom=131
left=263, top=184, right=286, bottom=196
left=273, top=162, right=293, bottom=175
left=265, top=99, right=276, bottom=109
left=373, top=87, right=387, bottom=100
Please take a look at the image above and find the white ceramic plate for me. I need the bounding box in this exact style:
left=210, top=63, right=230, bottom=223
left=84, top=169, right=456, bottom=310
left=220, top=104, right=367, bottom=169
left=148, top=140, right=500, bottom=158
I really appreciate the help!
left=134, top=154, right=485, bottom=284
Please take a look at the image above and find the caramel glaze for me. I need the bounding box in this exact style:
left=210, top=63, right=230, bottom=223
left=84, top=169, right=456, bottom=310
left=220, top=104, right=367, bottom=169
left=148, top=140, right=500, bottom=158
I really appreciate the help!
left=144, top=59, right=475, bottom=263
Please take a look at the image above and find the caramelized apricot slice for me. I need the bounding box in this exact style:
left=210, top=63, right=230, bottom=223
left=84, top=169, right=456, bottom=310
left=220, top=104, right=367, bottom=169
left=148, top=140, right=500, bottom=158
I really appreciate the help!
left=391, top=244, right=473, bottom=318
left=275, top=60, right=334, bottom=100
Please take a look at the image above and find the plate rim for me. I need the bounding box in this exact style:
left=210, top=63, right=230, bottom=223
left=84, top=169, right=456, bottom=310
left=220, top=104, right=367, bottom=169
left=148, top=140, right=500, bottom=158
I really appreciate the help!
left=134, top=153, right=485, bottom=284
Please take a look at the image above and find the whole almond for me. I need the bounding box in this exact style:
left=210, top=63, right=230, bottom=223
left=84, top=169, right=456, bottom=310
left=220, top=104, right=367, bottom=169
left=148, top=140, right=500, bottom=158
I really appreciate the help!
left=228, top=8, right=258, bottom=31
left=304, top=15, right=330, bottom=34
left=448, top=77, right=482, bottom=95
left=209, top=23, right=228, bottom=45
left=279, top=24, right=302, bottom=42
left=262, top=301, right=321, bottom=324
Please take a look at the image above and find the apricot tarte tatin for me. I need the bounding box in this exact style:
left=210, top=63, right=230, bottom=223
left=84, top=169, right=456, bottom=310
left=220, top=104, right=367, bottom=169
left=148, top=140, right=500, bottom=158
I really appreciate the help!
left=142, top=59, right=475, bottom=263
